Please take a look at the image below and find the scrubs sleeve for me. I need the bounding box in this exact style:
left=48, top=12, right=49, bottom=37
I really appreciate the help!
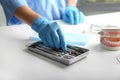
left=0, top=0, right=28, bottom=25
left=65, top=0, right=78, bottom=3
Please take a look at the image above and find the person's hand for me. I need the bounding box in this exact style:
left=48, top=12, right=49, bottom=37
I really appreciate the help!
left=31, top=17, right=67, bottom=51
left=62, top=6, right=85, bottom=25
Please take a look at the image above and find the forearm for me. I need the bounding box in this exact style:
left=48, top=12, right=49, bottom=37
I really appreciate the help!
left=14, top=6, right=40, bottom=26
left=67, top=0, right=77, bottom=6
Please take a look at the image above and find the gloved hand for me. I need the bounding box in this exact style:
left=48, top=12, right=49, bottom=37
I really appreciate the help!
left=31, top=17, right=67, bottom=51
left=62, top=6, right=85, bottom=25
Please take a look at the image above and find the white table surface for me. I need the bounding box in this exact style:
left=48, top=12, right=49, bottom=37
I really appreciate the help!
left=0, top=13, right=120, bottom=80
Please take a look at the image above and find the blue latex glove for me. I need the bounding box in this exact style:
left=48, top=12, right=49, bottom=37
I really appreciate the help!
left=62, top=6, right=85, bottom=25
left=31, top=17, right=67, bottom=51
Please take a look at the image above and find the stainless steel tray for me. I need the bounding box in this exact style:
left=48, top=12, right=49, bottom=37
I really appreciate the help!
left=28, top=41, right=89, bottom=65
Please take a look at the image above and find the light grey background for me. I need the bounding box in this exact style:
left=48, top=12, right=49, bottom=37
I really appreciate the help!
left=77, top=0, right=120, bottom=15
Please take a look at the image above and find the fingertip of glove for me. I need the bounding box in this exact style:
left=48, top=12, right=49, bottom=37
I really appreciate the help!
left=62, top=45, right=67, bottom=51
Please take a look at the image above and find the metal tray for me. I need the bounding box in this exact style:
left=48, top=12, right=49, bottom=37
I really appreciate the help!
left=28, top=41, right=89, bottom=65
